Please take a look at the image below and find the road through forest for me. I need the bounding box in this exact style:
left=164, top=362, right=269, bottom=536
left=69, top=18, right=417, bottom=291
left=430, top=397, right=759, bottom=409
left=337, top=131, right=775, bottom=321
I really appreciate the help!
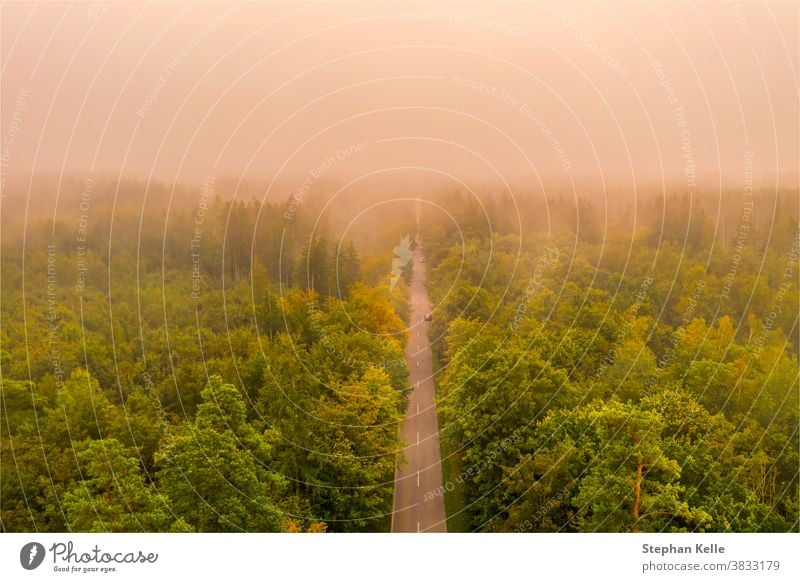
left=391, top=241, right=447, bottom=532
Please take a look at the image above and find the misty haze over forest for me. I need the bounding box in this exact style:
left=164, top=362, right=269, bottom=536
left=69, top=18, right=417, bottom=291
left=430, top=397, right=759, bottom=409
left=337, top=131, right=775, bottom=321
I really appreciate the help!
left=0, top=1, right=798, bottom=542
left=1, top=2, right=797, bottom=193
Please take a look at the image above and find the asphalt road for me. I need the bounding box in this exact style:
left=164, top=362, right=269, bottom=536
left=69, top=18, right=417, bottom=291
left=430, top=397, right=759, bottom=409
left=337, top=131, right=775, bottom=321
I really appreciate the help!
left=391, top=243, right=448, bottom=532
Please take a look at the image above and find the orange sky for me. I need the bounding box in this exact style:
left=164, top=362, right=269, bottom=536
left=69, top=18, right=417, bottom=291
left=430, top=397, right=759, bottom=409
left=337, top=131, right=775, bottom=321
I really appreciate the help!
left=1, top=1, right=797, bottom=197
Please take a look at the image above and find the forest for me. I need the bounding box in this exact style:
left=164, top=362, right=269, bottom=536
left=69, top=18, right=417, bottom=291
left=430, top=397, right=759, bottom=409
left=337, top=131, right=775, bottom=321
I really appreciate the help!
left=424, top=188, right=799, bottom=532
left=1, top=178, right=415, bottom=532
left=0, top=177, right=798, bottom=532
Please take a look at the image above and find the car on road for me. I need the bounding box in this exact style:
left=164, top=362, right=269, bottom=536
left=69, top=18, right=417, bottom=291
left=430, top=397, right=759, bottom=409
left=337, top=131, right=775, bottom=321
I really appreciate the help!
left=419, top=257, right=425, bottom=262
left=424, top=313, right=432, bottom=321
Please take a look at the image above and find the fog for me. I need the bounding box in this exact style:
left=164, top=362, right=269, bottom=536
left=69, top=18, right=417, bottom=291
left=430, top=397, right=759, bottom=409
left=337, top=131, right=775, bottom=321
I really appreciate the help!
left=1, top=1, right=797, bottom=200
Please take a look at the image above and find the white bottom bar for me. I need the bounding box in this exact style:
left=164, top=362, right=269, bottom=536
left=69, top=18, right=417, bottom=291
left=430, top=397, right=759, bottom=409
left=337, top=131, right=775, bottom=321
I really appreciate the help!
left=1, top=533, right=797, bottom=581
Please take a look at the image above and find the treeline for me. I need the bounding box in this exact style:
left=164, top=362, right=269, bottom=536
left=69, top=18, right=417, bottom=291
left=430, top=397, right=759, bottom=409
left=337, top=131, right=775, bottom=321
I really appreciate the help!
left=1, top=178, right=414, bottom=532
left=423, top=187, right=799, bottom=257
left=2, top=175, right=413, bottom=288
left=422, top=188, right=799, bottom=532
left=2, top=176, right=797, bottom=533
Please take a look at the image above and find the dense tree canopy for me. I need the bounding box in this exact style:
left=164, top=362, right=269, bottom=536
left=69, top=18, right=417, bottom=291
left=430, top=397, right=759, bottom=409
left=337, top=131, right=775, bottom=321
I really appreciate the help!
left=424, top=188, right=798, bottom=532
left=1, top=181, right=411, bottom=532
left=1, top=179, right=797, bottom=533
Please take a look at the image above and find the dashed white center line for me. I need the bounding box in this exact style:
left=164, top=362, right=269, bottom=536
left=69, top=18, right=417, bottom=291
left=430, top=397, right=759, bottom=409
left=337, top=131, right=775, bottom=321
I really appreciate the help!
left=417, top=432, right=420, bottom=445
left=416, top=471, right=420, bottom=487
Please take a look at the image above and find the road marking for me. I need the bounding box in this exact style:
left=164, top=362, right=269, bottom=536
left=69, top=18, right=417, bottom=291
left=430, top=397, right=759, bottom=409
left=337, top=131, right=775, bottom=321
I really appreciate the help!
left=416, top=402, right=419, bottom=414
left=417, top=521, right=420, bottom=532
left=417, top=471, right=420, bottom=487
left=417, top=432, right=420, bottom=445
